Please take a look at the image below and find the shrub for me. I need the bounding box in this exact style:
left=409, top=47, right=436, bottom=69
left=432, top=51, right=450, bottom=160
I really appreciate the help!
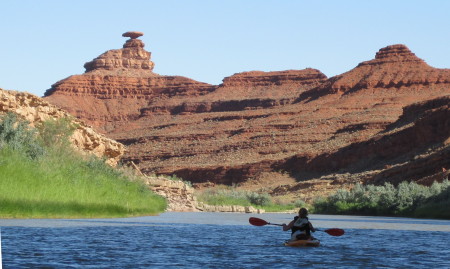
left=0, top=112, right=44, bottom=159
left=197, top=188, right=250, bottom=206
left=313, top=179, right=450, bottom=219
left=197, top=188, right=273, bottom=207
left=246, top=192, right=271, bottom=206
left=37, top=117, right=77, bottom=148
left=294, top=199, right=308, bottom=208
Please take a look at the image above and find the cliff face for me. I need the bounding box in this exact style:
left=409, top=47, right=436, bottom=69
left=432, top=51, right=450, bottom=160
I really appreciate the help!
left=0, top=88, right=124, bottom=166
left=44, top=33, right=215, bottom=133
left=43, top=36, right=450, bottom=202
left=304, top=44, right=450, bottom=98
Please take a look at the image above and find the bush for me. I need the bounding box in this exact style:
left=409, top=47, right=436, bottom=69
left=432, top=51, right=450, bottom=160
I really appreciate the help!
left=37, top=117, right=77, bottom=148
left=246, top=192, right=271, bottom=206
left=197, top=188, right=273, bottom=207
left=414, top=181, right=450, bottom=219
left=313, top=179, right=450, bottom=219
left=294, top=199, right=308, bottom=208
left=0, top=113, right=44, bottom=159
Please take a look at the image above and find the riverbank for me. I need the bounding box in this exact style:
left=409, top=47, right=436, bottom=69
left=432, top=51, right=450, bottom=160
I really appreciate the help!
left=0, top=113, right=166, bottom=219
left=0, top=148, right=166, bottom=218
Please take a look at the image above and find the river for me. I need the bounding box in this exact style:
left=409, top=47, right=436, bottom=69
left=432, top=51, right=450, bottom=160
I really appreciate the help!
left=1, top=213, right=449, bottom=268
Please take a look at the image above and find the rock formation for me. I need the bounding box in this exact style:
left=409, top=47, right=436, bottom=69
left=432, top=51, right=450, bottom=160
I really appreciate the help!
left=45, top=32, right=215, bottom=133
left=83, top=31, right=153, bottom=75
left=144, top=176, right=198, bottom=212
left=0, top=88, right=124, bottom=165
left=302, top=44, right=450, bottom=99
left=44, top=37, right=450, bottom=203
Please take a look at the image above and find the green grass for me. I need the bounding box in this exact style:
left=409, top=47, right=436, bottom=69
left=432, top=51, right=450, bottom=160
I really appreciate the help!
left=0, top=148, right=166, bottom=218
left=0, top=113, right=166, bottom=218
left=197, top=189, right=252, bottom=207
left=196, top=188, right=308, bottom=212
left=256, top=203, right=297, bottom=212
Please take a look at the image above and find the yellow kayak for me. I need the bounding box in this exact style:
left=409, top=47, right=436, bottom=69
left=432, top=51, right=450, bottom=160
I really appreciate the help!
left=284, top=239, right=320, bottom=247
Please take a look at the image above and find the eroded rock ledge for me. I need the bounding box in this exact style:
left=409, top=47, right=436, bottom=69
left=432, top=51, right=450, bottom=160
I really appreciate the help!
left=143, top=175, right=263, bottom=213
left=0, top=88, right=124, bottom=165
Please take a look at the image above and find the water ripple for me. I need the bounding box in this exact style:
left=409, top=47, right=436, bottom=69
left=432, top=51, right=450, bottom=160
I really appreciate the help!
left=1, top=213, right=450, bottom=268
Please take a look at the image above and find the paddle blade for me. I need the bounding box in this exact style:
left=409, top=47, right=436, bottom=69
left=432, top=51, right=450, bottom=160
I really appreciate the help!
left=324, top=228, right=345, bottom=236
left=249, top=217, right=269, bottom=226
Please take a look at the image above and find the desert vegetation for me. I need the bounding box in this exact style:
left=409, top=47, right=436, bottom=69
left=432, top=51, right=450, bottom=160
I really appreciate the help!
left=0, top=113, right=166, bottom=218
left=195, top=179, right=450, bottom=219
left=196, top=187, right=308, bottom=212
left=313, top=180, right=450, bottom=219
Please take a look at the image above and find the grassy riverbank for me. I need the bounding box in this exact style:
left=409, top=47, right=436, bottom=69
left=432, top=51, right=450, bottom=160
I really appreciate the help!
left=196, top=188, right=306, bottom=212
left=313, top=180, right=450, bottom=219
left=196, top=179, right=450, bottom=219
left=0, top=113, right=166, bottom=218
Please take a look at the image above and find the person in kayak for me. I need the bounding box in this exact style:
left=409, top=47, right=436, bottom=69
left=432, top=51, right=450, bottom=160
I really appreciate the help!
left=282, top=207, right=316, bottom=241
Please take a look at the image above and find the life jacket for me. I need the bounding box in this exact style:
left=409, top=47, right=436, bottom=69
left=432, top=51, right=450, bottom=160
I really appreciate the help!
left=291, top=216, right=310, bottom=235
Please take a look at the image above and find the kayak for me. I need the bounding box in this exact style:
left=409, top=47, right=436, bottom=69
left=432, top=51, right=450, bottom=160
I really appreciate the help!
left=284, top=239, right=320, bottom=247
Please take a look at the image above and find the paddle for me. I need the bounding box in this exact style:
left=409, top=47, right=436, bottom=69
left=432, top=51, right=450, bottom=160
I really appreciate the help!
left=249, top=217, right=283, bottom=226
left=249, top=217, right=345, bottom=236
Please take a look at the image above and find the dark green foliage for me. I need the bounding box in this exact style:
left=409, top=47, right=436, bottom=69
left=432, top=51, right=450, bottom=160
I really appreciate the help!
left=313, top=180, right=450, bottom=219
left=414, top=184, right=450, bottom=219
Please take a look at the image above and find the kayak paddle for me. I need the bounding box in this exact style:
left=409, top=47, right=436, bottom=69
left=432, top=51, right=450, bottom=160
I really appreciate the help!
left=249, top=217, right=345, bottom=236
left=249, top=217, right=283, bottom=226
left=316, top=228, right=345, bottom=236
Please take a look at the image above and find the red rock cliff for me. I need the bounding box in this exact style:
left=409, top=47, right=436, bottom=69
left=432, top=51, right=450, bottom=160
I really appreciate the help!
left=44, top=38, right=450, bottom=201
left=45, top=32, right=215, bottom=132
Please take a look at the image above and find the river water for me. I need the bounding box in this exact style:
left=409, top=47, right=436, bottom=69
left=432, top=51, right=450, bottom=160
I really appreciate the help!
left=1, top=213, right=449, bottom=268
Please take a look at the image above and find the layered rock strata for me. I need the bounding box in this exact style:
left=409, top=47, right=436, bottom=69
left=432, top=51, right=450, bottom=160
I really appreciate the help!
left=45, top=32, right=215, bottom=132
left=144, top=176, right=198, bottom=212
left=44, top=39, right=450, bottom=203
left=302, top=44, right=450, bottom=99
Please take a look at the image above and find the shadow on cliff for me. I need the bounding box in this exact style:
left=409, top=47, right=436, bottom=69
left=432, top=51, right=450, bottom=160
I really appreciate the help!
left=278, top=96, right=450, bottom=184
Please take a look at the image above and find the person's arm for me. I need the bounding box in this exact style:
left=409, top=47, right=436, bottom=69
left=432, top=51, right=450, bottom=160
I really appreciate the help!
left=282, top=220, right=294, bottom=231
left=309, top=222, right=316, bottom=232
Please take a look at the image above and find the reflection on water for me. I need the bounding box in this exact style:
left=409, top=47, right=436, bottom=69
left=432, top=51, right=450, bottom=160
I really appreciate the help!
left=1, top=213, right=449, bottom=268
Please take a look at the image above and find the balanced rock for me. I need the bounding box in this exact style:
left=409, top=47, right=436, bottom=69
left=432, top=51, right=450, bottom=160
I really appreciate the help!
left=44, top=33, right=215, bottom=133
left=83, top=32, right=154, bottom=74
left=122, top=31, right=144, bottom=39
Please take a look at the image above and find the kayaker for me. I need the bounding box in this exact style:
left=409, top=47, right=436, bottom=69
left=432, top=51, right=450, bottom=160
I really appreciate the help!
left=282, top=207, right=316, bottom=241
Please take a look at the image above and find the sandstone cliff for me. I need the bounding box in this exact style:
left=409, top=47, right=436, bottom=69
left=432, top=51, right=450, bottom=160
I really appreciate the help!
left=43, top=35, right=450, bottom=202
left=0, top=88, right=124, bottom=166
left=45, top=33, right=215, bottom=133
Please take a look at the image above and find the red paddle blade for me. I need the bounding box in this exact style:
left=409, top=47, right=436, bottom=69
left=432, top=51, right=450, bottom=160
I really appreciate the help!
left=324, top=228, right=345, bottom=236
left=249, top=217, right=269, bottom=226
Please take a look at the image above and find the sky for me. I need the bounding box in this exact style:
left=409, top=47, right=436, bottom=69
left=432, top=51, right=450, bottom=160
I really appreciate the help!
left=1, top=0, right=449, bottom=97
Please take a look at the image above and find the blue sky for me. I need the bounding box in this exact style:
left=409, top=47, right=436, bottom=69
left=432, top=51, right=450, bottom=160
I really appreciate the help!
left=1, top=0, right=449, bottom=97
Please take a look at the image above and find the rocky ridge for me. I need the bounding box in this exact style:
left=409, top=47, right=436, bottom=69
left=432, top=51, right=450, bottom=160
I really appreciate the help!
left=0, top=88, right=124, bottom=166
left=43, top=34, right=450, bottom=203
